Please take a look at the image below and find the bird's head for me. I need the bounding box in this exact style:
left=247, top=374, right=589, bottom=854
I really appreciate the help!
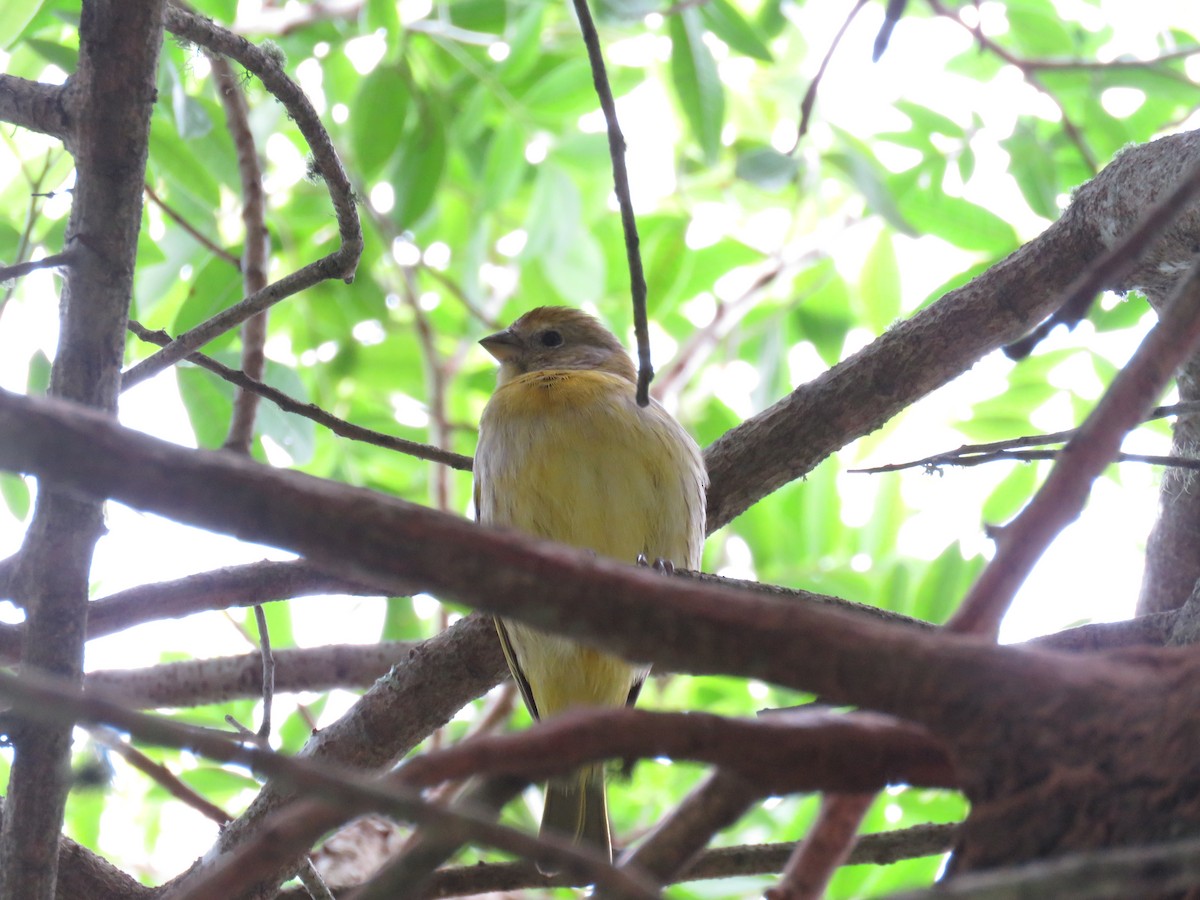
left=480, top=307, right=636, bottom=386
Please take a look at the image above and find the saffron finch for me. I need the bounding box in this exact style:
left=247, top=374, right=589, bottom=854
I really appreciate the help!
left=474, top=306, right=707, bottom=860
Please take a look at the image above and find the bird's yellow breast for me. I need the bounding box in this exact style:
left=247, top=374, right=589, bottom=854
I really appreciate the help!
left=475, top=369, right=705, bottom=569
left=476, top=368, right=707, bottom=718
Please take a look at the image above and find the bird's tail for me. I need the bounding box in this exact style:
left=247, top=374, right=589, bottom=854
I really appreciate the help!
left=540, top=765, right=611, bottom=866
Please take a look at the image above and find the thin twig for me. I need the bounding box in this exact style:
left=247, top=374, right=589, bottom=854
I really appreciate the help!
left=126, top=6, right=362, bottom=388
left=1, top=151, right=59, bottom=321
left=793, top=0, right=869, bottom=149
left=852, top=401, right=1200, bottom=474
left=210, top=51, right=272, bottom=455
left=127, top=320, right=472, bottom=470
left=400, top=823, right=958, bottom=898
left=950, top=256, right=1200, bottom=636
left=91, top=726, right=230, bottom=825
left=856, top=448, right=1200, bottom=474
left=0, top=249, right=77, bottom=283
left=252, top=605, right=275, bottom=739
left=926, top=0, right=1097, bottom=173
left=144, top=182, right=240, bottom=268
left=569, top=0, right=653, bottom=406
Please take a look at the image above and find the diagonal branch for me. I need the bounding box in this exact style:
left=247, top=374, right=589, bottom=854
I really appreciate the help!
left=121, top=6, right=362, bottom=388
left=949, top=257, right=1200, bottom=635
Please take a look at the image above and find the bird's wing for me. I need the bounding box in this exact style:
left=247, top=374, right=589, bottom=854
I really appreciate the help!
left=494, top=617, right=540, bottom=720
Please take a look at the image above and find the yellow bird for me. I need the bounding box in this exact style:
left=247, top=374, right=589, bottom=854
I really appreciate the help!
left=474, top=306, right=707, bottom=860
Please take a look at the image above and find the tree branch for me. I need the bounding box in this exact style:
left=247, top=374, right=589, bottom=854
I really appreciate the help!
left=0, top=75, right=72, bottom=146
left=85, top=641, right=417, bottom=708
left=121, top=6, right=362, bottom=388
left=703, top=129, right=1200, bottom=533
left=0, top=3, right=165, bottom=897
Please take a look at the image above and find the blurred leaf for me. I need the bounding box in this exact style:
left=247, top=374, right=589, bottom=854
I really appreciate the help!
left=1006, top=0, right=1076, bottom=57
left=669, top=8, right=725, bottom=163
left=913, top=542, right=983, bottom=624
left=895, top=99, right=963, bottom=138
left=390, top=111, right=446, bottom=228
left=827, top=131, right=913, bottom=235
left=24, top=37, right=75, bottom=70
left=0, top=0, right=45, bottom=50
left=352, top=66, right=410, bottom=180
left=700, top=0, right=773, bottom=61
left=1003, top=122, right=1061, bottom=220
left=172, top=256, right=243, bottom=337
left=256, top=361, right=317, bottom=465
left=734, top=145, right=798, bottom=190
left=0, top=473, right=30, bottom=521
left=449, top=0, right=506, bottom=33
left=859, top=229, right=901, bottom=332
left=381, top=596, right=423, bottom=640
left=982, top=460, right=1041, bottom=526
left=481, top=120, right=527, bottom=209
left=897, top=191, right=1018, bottom=254
left=27, top=350, right=51, bottom=396
left=177, top=360, right=234, bottom=449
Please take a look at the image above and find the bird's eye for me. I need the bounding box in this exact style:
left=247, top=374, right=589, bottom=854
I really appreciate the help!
left=540, top=330, right=563, bottom=347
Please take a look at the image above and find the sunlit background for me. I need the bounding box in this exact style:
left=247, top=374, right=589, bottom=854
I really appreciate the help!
left=1, top=0, right=1197, bottom=891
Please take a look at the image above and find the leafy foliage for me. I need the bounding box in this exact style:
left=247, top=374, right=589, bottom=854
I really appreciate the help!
left=1, top=0, right=1198, bottom=895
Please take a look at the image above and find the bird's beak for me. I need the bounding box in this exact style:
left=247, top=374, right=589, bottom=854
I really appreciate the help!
left=480, top=328, right=521, bottom=362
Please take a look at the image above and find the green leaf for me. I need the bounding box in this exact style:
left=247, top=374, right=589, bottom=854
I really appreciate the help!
left=1006, top=0, right=1076, bottom=57
left=541, top=229, right=606, bottom=306
left=734, top=145, right=798, bottom=190
left=982, top=462, right=1040, bottom=525
left=826, top=131, right=913, bottom=235
left=190, top=0, right=237, bottom=20
left=256, top=361, right=317, bottom=465
left=481, top=120, right=527, bottom=209
left=389, top=111, right=446, bottom=229
left=27, top=350, right=51, bottom=396
left=859, top=229, right=901, bottom=331
left=353, top=66, right=410, bottom=180
left=700, top=0, right=773, bottom=61
left=172, top=256, right=243, bottom=338
left=897, top=191, right=1018, bottom=254
left=913, top=542, right=983, bottom=624
left=518, top=57, right=598, bottom=122
left=795, top=264, right=853, bottom=366
left=523, top=165, right=580, bottom=260
left=365, top=0, right=401, bottom=33
left=177, top=361, right=234, bottom=449
left=1003, top=122, right=1061, bottom=220
left=669, top=8, right=725, bottom=164
left=381, top=596, right=422, bottom=640
left=0, top=0, right=45, bottom=50
left=24, top=37, right=76, bottom=71
left=895, top=100, right=964, bottom=138
left=0, top=473, right=30, bottom=521
left=449, top=0, right=505, bottom=34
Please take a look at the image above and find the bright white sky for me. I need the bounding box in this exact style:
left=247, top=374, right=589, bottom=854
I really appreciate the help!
left=0, top=0, right=1197, bottom=877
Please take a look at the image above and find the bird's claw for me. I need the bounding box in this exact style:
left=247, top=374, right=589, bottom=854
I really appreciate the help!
left=636, top=554, right=675, bottom=575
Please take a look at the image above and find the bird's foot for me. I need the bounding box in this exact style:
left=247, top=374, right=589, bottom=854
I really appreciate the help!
left=636, top=554, right=675, bottom=575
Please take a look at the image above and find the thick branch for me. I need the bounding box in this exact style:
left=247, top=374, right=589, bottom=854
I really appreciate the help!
left=1, top=2, right=165, bottom=897
left=0, top=387, right=1098, bottom=730
left=85, top=642, right=416, bottom=708
left=704, top=129, right=1200, bottom=531
left=0, top=75, right=72, bottom=146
